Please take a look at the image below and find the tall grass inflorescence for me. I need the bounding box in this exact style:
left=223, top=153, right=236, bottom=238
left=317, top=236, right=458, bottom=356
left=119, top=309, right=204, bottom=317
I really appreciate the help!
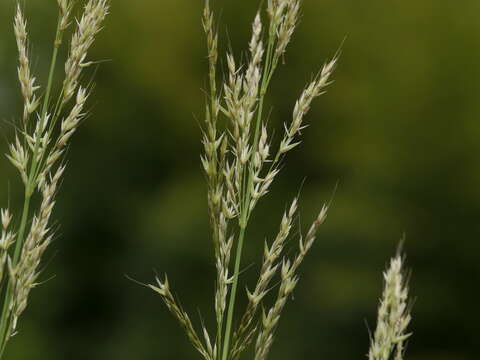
left=149, top=1, right=412, bottom=359
left=0, top=0, right=108, bottom=357
left=368, top=255, right=411, bottom=360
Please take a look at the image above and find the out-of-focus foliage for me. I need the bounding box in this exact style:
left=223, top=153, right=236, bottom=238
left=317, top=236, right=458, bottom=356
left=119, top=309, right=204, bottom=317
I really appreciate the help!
left=0, top=1, right=478, bottom=359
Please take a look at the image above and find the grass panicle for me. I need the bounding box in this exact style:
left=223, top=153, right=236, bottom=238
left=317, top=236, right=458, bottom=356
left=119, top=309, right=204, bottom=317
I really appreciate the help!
left=368, top=255, right=411, bottom=360
left=0, top=1, right=109, bottom=357
left=149, top=1, right=342, bottom=360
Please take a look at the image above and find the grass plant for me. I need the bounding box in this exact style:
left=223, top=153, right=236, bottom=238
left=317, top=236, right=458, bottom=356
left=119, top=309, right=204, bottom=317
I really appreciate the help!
left=0, top=0, right=108, bottom=357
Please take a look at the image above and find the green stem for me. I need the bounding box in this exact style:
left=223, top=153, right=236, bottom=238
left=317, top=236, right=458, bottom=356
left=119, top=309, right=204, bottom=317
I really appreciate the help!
left=32, top=17, right=65, bottom=183
left=42, top=48, right=59, bottom=120
left=31, top=45, right=60, bottom=182
left=221, top=223, right=247, bottom=360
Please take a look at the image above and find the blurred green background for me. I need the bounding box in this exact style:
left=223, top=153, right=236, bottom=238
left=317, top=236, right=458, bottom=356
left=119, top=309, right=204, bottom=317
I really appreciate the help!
left=0, top=0, right=478, bottom=359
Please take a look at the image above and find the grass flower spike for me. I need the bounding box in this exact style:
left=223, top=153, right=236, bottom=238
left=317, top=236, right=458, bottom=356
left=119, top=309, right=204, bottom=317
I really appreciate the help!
left=0, top=1, right=109, bottom=357
left=368, top=255, right=411, bottom=360
left=150, top=1, right=338, bottom=359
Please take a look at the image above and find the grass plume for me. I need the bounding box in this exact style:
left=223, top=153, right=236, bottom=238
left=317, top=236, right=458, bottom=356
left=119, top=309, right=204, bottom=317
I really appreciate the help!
left=150, top=1, right=339, bottom=359
left=0, top=1, right=109, bottom=356
left=368, top=255, right=411, bottom=360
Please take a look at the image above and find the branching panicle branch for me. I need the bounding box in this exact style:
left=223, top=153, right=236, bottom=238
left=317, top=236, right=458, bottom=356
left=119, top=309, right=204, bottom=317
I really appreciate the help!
left=253, top=206, right=328, bottom=360
left=149, top=277, right=212, bottom=360
left=63, top=0, right=109, bottom=104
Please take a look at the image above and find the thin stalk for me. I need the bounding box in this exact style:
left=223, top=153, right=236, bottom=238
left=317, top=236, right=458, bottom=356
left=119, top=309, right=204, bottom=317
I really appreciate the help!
left=221, top=223, right=246, bottom=360
left=31, top=24, right=62, bottom=182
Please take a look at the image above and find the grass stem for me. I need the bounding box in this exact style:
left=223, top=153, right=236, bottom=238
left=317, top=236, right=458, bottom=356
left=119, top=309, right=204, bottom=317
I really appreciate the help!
left=222, top=223, right=247, bottom=360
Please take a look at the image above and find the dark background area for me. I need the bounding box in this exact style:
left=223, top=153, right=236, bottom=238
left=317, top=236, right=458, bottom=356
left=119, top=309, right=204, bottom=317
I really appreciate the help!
left=0, top=0, right=478, bottom=359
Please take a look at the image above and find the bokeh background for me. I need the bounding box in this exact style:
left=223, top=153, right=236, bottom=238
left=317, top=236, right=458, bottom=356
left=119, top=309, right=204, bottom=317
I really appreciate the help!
left=0, top=0, right=478, bottom=359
